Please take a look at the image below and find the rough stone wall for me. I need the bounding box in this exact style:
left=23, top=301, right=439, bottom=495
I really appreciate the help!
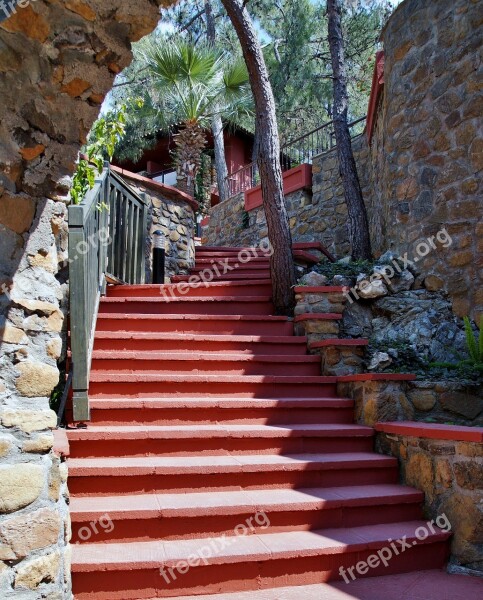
left=204, top=136, right=370, bottom=256
left=377, top=432, right=483, bottom=572
left=115, top=176, right=196, bottom=281
left=369, top=0, right=482, bottom=319
left=0, top=1, right=176, bottom=597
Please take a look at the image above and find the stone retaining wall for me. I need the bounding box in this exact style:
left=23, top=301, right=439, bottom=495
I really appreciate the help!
left=368, top=0, right=482, bottom=319
left=338, top=377, right=483, bottom=429
left=112, top=170, right=196, bottom=281
left=0, top=2, right=177, bottom=598
left=203, top=135, right=371, bottom=257
left=376, top=425, right=483, bottom=572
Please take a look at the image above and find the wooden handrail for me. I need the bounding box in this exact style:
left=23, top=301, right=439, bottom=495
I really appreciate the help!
left=68, top=165, right=149, bottom=422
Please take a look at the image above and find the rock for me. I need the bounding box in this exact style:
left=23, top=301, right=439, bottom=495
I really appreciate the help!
left=408, top=389, right=437, bottom=411
left=65, top=0, right=97, bottom=21
left=20, top=144, right=45, bottom=161
left=435, top=459, right=452, bottom=489
left=14, top=298, right=59, bottom=315
left=15, top=550, right=60, bottom=590
left=425, top=274, right=445, bottom=291
left=453, top=461, right=483, bottom=491
left=0, top=464, right=44, bottom=514
left=0, top=508, right=61, bottom=560
left=47, top=337, right=63, bottom=360
left=0, top=322, right=28, bottom=345
left=337, top=256, right=351, bottom=265
left=387, top=269, right=415, bottom=293
left=368, top=351, right=393, bottom=371
left=342, top=302, right=373, bottom=338
left=357, top=277, right=388, bottom=299
left=443, top=494, right=483, bottom=564
left=15, top=362, right=59, bottom=398
left=0, top=193, right=36, bottom=234
left=405, top=452, right=434, bottom=501
left=332, top=274, right=354, bottom=287
left=22, top=433, right=55, bottom=453
left=0, top=435, right=14, bottom=458
left=1, top=409, right=57, bottom=433
left=300, top=271, right=328, bottom=286
left=440, top=391, right=483, bottom=420
left=0, top=5, right=51, bottom=43
left=378, top=250, right=399, bottom=264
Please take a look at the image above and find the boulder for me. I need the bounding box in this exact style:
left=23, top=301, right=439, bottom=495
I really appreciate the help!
left=357, top=277, right=388, bottom=299
left=300, top=271, right=328, bottom=286
left=368, top=351, right=393, bottom=371
left=387, top=269, right=415, bottom=293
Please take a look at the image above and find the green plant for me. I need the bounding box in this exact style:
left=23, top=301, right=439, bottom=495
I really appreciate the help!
left=241, top=210, right=250, bottom=230
left=463, top=315, right=483, bottom=365
left=71, top=100, right=139, bottom=204
left=312, top=259, right=377, bottom=281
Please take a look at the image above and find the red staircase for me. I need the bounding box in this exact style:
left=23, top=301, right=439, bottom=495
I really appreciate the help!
left=68, top=246, right=450, bottom=599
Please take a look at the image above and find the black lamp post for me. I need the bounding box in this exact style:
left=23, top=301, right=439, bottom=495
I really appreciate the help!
left=152, top=230, right=166, bottom=284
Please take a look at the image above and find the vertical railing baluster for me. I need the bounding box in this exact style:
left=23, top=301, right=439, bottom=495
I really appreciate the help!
left=126, top=199, right=135, bottom=283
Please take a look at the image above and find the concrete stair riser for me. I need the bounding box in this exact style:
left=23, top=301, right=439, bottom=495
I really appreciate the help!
left=93, top=334, right=308, bottom=355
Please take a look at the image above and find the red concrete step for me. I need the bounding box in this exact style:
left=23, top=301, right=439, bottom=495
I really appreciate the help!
left=93, top=332, right=308, bottom=355
left=90, top=352, right=322, bottom=376
left=95, top=314, right=294, bottom=335
left=69, top=484, right=423, bottom=543
left=166, top=570, right=481, bottom=600
left=195, top=256, right=270, bottom=265
left=293, top=249, right=320, bottom=265
left=67, top=452, right=398, bottom=496
left=196, top=246, right=260, bottom=254
left=172, top=272, right=270, bottom=282
left=67, top=423, right=374, bottom=458
left=106, top=280, right=272, bottom=298
left=98, top=296, right=274, bottom=316
left=88, top=374, right=338, bottom=399
left=191, top=263, right=270, bottom=272
left=88, top=397, right=355, bottom=426
left=71, top=521, right=450, bottom=599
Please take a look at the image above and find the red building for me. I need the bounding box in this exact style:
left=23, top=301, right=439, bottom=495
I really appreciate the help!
left=114, top=124, right=255, bottom=205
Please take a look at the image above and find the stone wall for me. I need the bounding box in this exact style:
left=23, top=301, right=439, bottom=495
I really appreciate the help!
left=368, top=0, right=482, bottom=319
left=376, top=428, right=483, bottom=572
left=112, top=170, right=196, bottom=281
left=0, top=1, right=176, bottom=598
left=203, top=135, right=370, bottom=257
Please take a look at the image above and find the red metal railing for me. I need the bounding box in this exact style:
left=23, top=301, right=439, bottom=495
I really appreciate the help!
left=226, top=116, right=366, bottom=198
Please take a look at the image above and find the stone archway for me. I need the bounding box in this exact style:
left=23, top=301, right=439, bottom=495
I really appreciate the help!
left=0, top=2, right=176, bottom=597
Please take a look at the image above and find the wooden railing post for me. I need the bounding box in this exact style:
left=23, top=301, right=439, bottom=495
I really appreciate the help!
left=68, top=201, right=92, bottom=422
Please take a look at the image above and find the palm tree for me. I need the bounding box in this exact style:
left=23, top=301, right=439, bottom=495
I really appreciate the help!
left=141, top=38, right=252, bottom=196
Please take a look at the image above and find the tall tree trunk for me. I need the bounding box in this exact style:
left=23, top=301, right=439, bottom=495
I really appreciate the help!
left=327, top=0, right=372, bottom=260
left=205, top=0, right=230, bottom=203
left=221, top=0, right=296, bottom=315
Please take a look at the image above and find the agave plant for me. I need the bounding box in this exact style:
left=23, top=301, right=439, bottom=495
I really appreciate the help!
left=140, top=38, right=253, bottom=196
